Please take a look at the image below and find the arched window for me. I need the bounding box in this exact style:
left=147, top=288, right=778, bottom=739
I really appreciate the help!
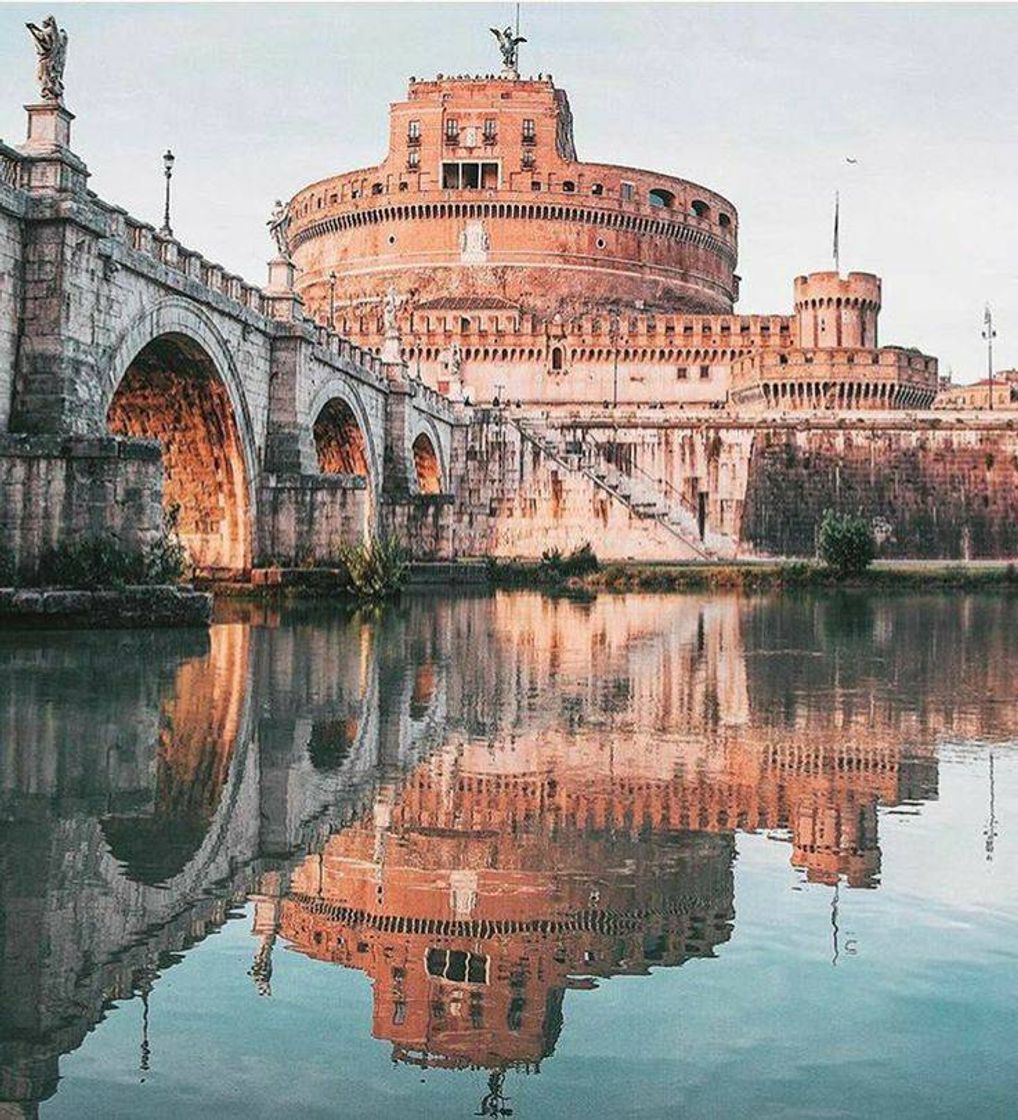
left=562, top=180, right=576, bottom=193
left=691, top=199, right=710, bottom=219
left=590, top=183, right=604, bottom=196
left=649, top=188, right=675, bottom=209
left=551, top=346, right=563, bottom=371
left=718, top=212, right=732, bottom=229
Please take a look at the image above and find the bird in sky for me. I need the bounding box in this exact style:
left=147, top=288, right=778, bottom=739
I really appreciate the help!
left=845, top=157, right=859, bottom=164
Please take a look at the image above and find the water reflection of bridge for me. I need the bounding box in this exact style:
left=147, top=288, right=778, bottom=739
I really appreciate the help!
left=2, top=592, right=1016, bottom=1114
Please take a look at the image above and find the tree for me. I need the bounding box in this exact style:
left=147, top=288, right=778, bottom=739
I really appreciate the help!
left=817, top=510, right=876, bottom=578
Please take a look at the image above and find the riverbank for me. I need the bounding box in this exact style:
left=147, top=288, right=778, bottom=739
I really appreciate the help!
left=487, top=558, right=1018, bottom=593
left=0, top=585, right=213, bottom=628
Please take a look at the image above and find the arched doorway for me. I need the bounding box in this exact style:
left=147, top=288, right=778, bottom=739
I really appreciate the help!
left=412, top=432, right=442, bottom=494
left=106, top=333, right=251, bottom=573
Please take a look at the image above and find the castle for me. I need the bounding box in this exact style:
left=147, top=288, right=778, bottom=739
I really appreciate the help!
left=288, top=71, right=939, bottom=413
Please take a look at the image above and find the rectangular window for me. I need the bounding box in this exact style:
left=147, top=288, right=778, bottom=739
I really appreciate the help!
left=425, top=948, right=489, bottom=984
left=700, top=364, right=711, bottom=379
left=407, top=119, right=421, bottom=140
left=445, top=118, right=459, bottom=141
left=676, top=366, right=688, bottom=380
left=522, top=118, right=536, bottom=141
left=621, top=181, right=635, bottom=202
left=483, top=118, right=497, bottom=140
left=441, top=161, right=500, bottom=190
left=407, top=149, right=419, bottom=169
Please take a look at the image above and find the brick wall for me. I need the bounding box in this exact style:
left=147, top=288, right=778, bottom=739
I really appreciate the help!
left=741, top=425, right=1018, bottom=558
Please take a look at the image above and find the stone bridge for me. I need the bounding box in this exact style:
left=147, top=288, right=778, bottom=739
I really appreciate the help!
left=0, top=100, right=460, bottom=576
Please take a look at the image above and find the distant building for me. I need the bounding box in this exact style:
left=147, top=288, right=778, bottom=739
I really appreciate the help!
left=935, top=370, right=1018, bottom=409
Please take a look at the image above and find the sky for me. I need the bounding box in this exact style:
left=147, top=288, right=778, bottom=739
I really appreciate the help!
left=2, top=2, right=1016, bottom=382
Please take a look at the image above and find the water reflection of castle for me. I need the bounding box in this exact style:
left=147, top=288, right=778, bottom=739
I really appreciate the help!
left=2, top=593, right=1016, bottom=1115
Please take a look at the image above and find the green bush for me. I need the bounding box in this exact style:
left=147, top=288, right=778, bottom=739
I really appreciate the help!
left=539, top=542, right=599, bottom=580
left=817, top=510, right=876, bottom=578
left=0, top=544, right=15, bottom=586
left=339, top=534, right=410, bottom=599
left=36, top=507, right=189, bottom=589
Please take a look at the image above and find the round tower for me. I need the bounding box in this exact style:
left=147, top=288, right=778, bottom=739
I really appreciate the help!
left=288, top=73, right=739, bottom=321
left=794, top=271, right=881, bottom=349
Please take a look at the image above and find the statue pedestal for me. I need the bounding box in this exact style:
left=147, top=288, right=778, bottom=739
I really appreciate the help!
left=23, top=102, right=74, bottom=152
left=265, top=256, right=296, bottom=293
left=381, top=332, right=402, bottom=365
left=263, top=256, right=303, bottom=323
left=18, top=103, right=88, bottom=194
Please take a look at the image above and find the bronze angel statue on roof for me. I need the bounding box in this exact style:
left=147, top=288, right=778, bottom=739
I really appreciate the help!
left=26, top=15, right=68, bottom=104
left=490, top=25, right=526, bottom=74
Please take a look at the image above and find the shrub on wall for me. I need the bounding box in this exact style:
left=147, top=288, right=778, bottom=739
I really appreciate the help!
left=340, top=534, right=410, bottom=599
left=0, top=545, right=16, bottom=587
left=817, top=510, right=876, bottom=578
left=539, top=542, right=600, bottom=579
left=36, top=508, right=190, bottom=589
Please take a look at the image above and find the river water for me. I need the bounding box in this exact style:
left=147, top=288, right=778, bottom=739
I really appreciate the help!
left=1, top=591, right=1017, bottom=1119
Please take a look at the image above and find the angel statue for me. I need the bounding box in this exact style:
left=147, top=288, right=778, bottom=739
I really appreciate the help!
left=383, top=285, right=401, bottom=337
left=26, top=15, right=68, bottom=104
left=490, top=25, right=526, bottom=75
left=267, top=199, right=291, bottom=259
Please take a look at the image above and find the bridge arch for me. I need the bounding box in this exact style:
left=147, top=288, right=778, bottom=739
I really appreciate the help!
left=307, top=380, right=381, bottom=530
left=409, top=416, right=447, bottom=496
left=102, top=301, right=258, bottom=573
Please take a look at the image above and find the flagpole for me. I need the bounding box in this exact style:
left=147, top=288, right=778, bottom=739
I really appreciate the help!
left=833, top=191, right=840, bottom=275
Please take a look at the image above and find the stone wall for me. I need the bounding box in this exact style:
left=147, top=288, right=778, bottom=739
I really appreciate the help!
left=450, top=413, right=705, bottom=560
left=383, top=495, right=454, bottom=559
left=0, top=181, right=24, bottom=433
left=741, top=423, right=1018, bottom=559
left=0, top=434, right=163, bottom=578
left=256, top=474, right=368, bottom=566
left=448, top=414, right=1018, bottom=562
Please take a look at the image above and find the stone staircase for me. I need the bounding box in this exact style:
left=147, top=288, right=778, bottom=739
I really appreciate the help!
left=511, top=417, right=732, bottom=561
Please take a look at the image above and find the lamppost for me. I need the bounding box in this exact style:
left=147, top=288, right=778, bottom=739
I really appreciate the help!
left=982, top=303, right=996, bottom=411
left=159, top=149, right=175, bottom=238
left=328, top=271, right=337, bottom=329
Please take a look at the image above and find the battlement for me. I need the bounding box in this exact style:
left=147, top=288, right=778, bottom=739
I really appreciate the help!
left=731, top=345, right=938, bottom=411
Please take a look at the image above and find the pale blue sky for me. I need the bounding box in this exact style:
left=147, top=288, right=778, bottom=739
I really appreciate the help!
left=2, top=3, right=1016, bottom=381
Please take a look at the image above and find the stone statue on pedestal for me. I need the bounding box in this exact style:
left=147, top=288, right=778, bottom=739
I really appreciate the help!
left=490, top=25, right=526, bottom=77
left=383, top=285, right=400, bottom=338
left=26, top=15, right=68, bottom=104
left=267, top=199, right=291, bottom=260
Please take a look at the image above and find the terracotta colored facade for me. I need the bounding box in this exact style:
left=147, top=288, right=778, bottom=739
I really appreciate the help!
left=289, top=75, right=937, bottom=411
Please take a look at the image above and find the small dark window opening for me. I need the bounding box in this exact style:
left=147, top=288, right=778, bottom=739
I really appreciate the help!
left=691, top=199, right=710, bottom=219
left=649, top=188, right=675, bottom=209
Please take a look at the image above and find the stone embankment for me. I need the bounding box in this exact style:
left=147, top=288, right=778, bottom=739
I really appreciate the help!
left=0, top=585, right=212, bottom=628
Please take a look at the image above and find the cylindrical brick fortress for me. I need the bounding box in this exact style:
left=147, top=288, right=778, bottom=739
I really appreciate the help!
left=289, top=76, right=739, bottom=319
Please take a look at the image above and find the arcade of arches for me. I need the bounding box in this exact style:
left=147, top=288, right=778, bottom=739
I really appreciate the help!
left=106, top=334, right=251, bottom=573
